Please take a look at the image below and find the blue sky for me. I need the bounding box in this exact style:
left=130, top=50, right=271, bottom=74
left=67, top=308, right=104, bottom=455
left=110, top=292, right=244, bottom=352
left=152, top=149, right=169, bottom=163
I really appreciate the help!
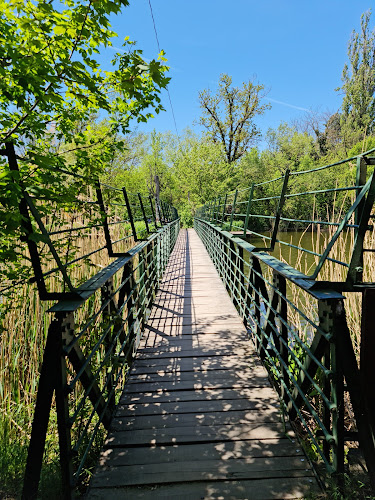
left=100, top=0, right=373, bottom=144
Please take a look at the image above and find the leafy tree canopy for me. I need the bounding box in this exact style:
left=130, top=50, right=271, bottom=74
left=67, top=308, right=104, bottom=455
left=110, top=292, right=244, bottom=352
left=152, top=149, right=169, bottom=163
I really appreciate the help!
left=0, top=0, right=170, bottom=286
left=0, top=0, right=169, bottom=147
left=198, top=74, right=270, bottom=164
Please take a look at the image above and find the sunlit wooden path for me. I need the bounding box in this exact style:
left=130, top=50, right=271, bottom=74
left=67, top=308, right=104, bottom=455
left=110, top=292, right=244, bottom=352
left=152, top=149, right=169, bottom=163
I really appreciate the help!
left=88, top=229, right=320, bottom=499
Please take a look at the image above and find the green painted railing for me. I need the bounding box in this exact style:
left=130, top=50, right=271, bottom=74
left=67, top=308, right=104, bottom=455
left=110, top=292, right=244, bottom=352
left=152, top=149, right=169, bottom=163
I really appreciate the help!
left=195, top=148, right=375, bottom=488
left=2, top=144, right=180, bottom=499
left=23, top=218, right=180, bottom=499
left=194, top=217, right=375, bottom=485
left=196, top=147, right=375, bottom=289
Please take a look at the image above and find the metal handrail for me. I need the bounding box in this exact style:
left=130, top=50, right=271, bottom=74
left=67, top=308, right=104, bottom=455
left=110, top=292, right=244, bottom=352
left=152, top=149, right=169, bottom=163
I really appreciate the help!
left=1, top=143, right=180, bottom=499
left=196, top=148, right=375, bottom=288
left=22, top=219, right=180, bottom=499
left=194, top=216, right=375, bottom=488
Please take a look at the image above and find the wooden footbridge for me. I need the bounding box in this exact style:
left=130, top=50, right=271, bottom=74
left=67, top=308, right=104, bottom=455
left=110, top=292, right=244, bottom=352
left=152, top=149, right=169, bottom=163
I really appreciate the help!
left=5, top=143, right=375, bottom=499
left=88, top=229, right=319, bottom=499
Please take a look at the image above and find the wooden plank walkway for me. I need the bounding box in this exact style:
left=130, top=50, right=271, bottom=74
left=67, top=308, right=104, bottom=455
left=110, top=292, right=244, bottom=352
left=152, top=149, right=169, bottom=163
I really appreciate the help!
left=88, top=229, right=320, bottom=499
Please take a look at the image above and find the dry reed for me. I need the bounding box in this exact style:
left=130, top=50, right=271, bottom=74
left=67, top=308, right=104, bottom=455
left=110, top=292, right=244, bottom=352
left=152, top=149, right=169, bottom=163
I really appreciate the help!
left=0, top=214, right=143, bottom=497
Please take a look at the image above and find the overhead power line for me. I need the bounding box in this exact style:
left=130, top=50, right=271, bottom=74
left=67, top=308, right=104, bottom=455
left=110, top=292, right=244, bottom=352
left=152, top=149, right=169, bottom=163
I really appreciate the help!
left=147, top=0, right=180, bottom=139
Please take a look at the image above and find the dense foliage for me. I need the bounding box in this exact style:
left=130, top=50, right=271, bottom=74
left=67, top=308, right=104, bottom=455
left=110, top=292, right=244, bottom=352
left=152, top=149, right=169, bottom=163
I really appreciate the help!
left=0, top=0, right=169, bottom=285
left=102, top=10, right=375, bottom=228
left=339, top=10, right=375, bottom=151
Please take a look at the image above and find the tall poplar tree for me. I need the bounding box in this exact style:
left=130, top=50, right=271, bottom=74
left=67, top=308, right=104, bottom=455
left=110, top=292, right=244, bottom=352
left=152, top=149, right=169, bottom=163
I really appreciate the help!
left=339, top=10, right=375, bottom=149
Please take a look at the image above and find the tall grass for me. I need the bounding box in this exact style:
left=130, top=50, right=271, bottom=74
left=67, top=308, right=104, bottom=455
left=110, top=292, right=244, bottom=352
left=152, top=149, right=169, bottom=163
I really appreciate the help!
left=0, top=217, right=149, bottom=498
left=1, top=284, right=58, bottom=497
left=278, top=222, right=371, bottom=359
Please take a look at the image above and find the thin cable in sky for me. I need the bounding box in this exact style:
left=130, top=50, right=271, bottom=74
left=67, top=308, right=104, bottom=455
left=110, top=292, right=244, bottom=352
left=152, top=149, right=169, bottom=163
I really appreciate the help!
left=148, top=0, right=180, bottom=138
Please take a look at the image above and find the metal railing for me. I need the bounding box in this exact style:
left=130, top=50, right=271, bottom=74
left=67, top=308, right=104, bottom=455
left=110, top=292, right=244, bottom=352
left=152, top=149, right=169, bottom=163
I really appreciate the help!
left=23, top=219, right=180, bottom=499
left=1, top=142, right=178, bottom=300
left=1, top=144, right=180, bottom=499
left=195, top=148, right=375, bottom=488
left=196, top=147, right=375, bottom=288
left=194, top=217, right=375, bottom=485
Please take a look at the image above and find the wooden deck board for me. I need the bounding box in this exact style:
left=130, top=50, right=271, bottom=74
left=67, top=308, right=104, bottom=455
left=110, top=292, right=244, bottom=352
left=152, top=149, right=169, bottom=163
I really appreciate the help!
left=88, top=228, right=320, bottom=499
left=110, top=409, right=282, bottom=431
left=91, top=457, right=314, bottom=488
left=115, top=399, right=281, bottom=417
left=88, top=478, right=317, bottom=500
left=97, top=439, right=305, bottom=467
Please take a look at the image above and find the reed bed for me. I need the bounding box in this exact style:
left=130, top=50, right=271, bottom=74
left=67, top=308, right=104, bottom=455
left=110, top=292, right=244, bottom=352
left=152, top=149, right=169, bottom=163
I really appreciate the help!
left=246, top=202, right=374, bottom=475
left=0, top=215, right=146, bottom=498
left=277, top=222, right=371, bottom=359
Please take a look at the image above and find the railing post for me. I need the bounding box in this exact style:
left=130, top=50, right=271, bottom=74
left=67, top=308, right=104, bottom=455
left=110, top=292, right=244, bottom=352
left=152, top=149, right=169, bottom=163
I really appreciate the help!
left=208, top=200, right=213, bottom=223
left=228, top=239, right=237, bottom=304
left=324, top=300, right=345, bottom=477
left=146, top=238, right=157, bottom=312
left=138, top=247, right=146, bottom=332
left=221, top=194, right=228, bottom=225
left=122, top=260, right=138, bottom=364
left=250, top=257, right=263, bottom=355
left=161, top=201, right=169, bottom=223
left=96, top=180, right=114, bottom=256
left=101, top=278, right=117, bottom=413
left=122, top=187, right=138, bottom=242
left=348, top=167, right=375, bottom=284
left=211, top=200, right=216, bottom=223
left=243, top=183, right=254, bottom=237
left=275, top=273, right=289, bottom=404
left=238, top=246, right=246, bottom=319
left=160, top=201, right=166, bottom=223
left=202, top=203, right=207, bottom=220
left=261, top=270, right=281, bottom=362
left=215, top=196, right=221, bottom=225
left=229, top=189, right=238, bottom=231
left=56, top=314, right=75, bottom=499
left=270, top=170, right=289, bottom=250
left=355, top=156, right=367, bottom=226
left=138, top=193, right=150, bottom=234
left=149, top=195, right=158, bottom=228
left=167, top=203, right=172, bottom=222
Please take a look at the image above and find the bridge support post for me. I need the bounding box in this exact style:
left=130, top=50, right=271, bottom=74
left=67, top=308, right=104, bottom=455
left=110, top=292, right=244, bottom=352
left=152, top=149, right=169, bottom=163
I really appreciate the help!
left=325, top=297, right=375, bottom=488
left=22, top=313, right=75, bottom=500
left=56, top=314, right=75, bottom=500
left=324, top=300, right=345, bottom=477
left=361, top=288, right=375, bottom=436
left=22, top=317, right=63, bottom=500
